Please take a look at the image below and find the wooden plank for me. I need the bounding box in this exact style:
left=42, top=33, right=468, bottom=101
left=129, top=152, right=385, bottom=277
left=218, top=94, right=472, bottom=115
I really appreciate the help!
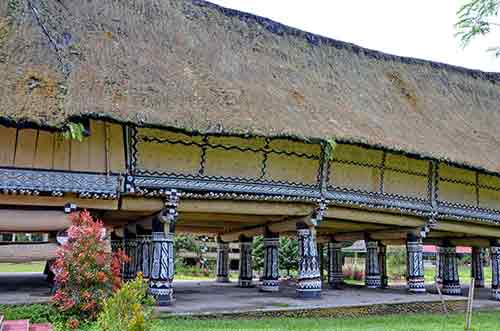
left=0, top=194, right=118, bottom=210
left=89, top=120, right=107, bottom=172
left=33, top=130, right=54, bottom=169
left=70, top=136, right=90, bottom=172
left=0, top=126, right=17, bottom=166
left=0, top=210, right=71, bottom=231
left=325, top=207, right=425, bottom=227
left=14, top=129, right=38, bottom=168
left=107, top=123, right=126, bottom=173
left=53, top=135, right=71, bottom=170
left=434, top=221, right=500, bottom=238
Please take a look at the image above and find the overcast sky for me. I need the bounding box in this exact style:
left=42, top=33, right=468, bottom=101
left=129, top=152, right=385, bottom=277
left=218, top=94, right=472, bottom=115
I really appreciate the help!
left=210, top=0, right=500, bottom=73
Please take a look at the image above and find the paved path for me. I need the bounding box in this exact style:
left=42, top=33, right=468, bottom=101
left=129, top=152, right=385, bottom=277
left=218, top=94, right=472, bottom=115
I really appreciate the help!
left=1, top=273, right=499, bottom=316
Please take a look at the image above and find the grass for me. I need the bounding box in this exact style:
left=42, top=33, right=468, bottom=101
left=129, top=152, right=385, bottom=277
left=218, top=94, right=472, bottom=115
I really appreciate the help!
left=0, top=262, right=45, bottom=273
left=4, top=304, right=500, bottom=331
left=152, top=312, right=500, bottom=331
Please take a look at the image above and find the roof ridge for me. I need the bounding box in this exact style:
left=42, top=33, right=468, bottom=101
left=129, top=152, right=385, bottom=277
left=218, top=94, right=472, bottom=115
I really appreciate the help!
left=194, top=0, right=500, bottom=83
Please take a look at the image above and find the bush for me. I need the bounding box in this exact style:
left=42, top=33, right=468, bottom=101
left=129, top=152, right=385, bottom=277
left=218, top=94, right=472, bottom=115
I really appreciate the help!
left=52, top=211, right=128, bottom=322
left=97, top=274, right=155, bottom=331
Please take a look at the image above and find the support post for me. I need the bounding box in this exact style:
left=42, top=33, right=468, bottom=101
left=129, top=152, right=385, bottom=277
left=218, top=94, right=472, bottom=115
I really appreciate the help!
left=216, top=238, right=230, bottom=283
left=318, top=243, right=325, bottom=285
left=123, top=226, right=137, bottom=281
left=136, top=226, right=152, bottom=280
left=365, top=240, right=381, bottom=288
left=149, top=191, right=179, bottom=306
left=491, top=242, right=500, bottom=301
left=379, top=243, right=388, bottom=289
left=406, top=234, right=425, bottom=293
left=441, top=243, right=461, bottom=295
left=471, top=247, right=485, bottom=289
left=327, top=240, right=344, bottom=289
left=238, top=235, right=254, bottom=287
left=261, top=230, right=280, bottom=292
left=296, top=223, right=321, bottom=298
left=436, top=246, right=443, bottom=286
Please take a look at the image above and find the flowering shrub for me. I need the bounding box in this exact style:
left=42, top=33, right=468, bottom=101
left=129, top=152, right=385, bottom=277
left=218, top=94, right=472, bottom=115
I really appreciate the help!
left=97, top=274, right=155, bottom=331
left=52, top=210, right=128, bottom=322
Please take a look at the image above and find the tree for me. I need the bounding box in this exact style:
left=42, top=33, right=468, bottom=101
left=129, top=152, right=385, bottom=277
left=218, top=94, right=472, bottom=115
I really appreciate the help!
left=456, top=0, right=500, bottom=56
left=279, top=237, right=299, bottom=277
left=252, top=236, right=264, bottom=275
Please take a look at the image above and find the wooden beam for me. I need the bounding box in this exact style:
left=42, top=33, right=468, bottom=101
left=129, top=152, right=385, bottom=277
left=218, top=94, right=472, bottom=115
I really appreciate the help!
left=121, top=198, right=315, bottom=216
left=0, top=210, right=71, bottom=232
left=325, top=207, right=425, bottom=227
left=434, top=221, right=500, bottom=238
left=176, top=226, right=225, bottom=235
left=0, top=194, right=118, bottom=210
left=423, top=238, right=491, bottom=248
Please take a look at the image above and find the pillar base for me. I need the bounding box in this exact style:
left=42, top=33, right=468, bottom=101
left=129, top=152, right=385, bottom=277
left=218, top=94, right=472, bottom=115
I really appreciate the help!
left=296, top=278, right=322, bottom=299
left=475, top=280, right=485, bottom=288
left=149, top=280, right=174, bottom=306
left=442, top=284, right=462, bottom=295
left=365, top=275, right=382, bottom=289
left=216, top=276, right=231, bottom=283
left=238, top=279, right=253, bottom=288
left=408, top=277, right=426, bottom=293
left=261, top=279, right=280, bottom=292
left=492, top=289, right=500, bottom=301
left=328, top=272, right=344, bottom=289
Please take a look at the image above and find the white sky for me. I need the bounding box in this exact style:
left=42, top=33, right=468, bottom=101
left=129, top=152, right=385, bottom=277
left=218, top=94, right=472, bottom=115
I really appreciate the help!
left=210, top=0, right=500, bottom=72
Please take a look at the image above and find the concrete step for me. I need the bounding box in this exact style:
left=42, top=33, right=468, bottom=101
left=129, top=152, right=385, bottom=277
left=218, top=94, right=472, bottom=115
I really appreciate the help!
left=29, top=324, right=52, bottom=331
left=2, top=320, right=29, bottom=331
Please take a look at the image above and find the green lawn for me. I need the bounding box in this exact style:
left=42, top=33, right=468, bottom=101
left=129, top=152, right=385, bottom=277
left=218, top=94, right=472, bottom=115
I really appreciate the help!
left=0, top=262, right=45, bottom=273
left=154, top=312, right=500, bottom=331
left=424, top=265, right=492, bottom=284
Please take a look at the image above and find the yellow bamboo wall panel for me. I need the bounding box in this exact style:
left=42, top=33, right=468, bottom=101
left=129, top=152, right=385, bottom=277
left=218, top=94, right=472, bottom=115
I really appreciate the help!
left=205, top=149, right=263, bottom=179
left=138, top=128, right=203, bottom=144
left=439, top=164, right=476, bottom=183
left=70, top=136, right=90, bottom=171
left=0, top=126, right=17, bottom=166
left=333, top=144, right=383, bottom=166
left=52, top=136, right=71, bottom=170
left=385, top=153, right=429, bottom=174
left=268, top=139, right=321, bottom=157
left=89, top=120, right=107, bottom=172
left=479, top=188, right=500, bottom=210
left=264, top=154, right=318, bottom=185
left=137, top=141, right=201, bottom=175
left=438, top=181, right=476, bottom=206
left=383, top=171, right=428, bottom=200
left=479, top=174, right=500, bottom=189
left=106, top=123, right=126, bottom=173
left=33, top=130, right=54, bottom=169
left=14, top=129, right=38, bottom=168
left=208, top=136, right=266, bottom=150
left=329, top=163, right=381, bottom=192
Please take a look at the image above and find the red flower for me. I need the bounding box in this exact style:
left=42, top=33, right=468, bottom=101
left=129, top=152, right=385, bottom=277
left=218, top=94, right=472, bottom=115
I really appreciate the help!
left=68, top=318, right=79, bottom=330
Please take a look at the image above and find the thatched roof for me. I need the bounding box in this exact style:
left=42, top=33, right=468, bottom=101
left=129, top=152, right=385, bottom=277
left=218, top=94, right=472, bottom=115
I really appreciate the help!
left=2, top=0, right=500, bottom=173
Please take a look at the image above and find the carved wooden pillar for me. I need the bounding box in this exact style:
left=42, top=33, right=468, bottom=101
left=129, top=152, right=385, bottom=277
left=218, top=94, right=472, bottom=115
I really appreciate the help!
left=216, top=239, right=230, bottom=283
left=149, top=191, right=179, bottom=306
left=296, top=223, right=321, bottom=298
left=261, top=231, right=280, bottom=292
left=327, top=240, right=344, bottom=289
left=238, top=235, right=253, bottom=287
left=123, top=226, right=137, bottom=281
left=491, top=243, right=500, bottom=301
left=441, top=243, right=461, bottom=295
left=406, top=234, right=425, bottom=293
left=365, top=240, right=381, bottom=288
left=318, top=243, right=325, bottom=285
left=471, top=247, right=485, bottom=288
left=379, top=243, right=388, bottom=289
left=436, top=246, right=443, bottom=285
